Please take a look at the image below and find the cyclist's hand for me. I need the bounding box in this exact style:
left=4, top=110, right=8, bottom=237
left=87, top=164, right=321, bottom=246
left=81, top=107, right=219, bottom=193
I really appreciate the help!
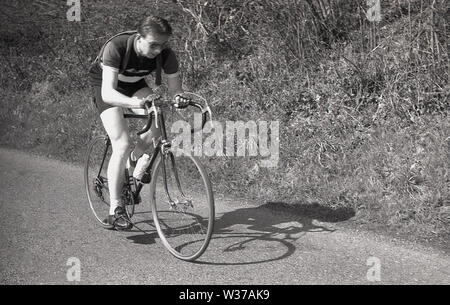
left=144, top=93, right=161, bottom=103
left=173, top=94, right=191, bottom=109
left=136, top=94, right=161, bottom=109
left=130, top=96, right=147, bottom=109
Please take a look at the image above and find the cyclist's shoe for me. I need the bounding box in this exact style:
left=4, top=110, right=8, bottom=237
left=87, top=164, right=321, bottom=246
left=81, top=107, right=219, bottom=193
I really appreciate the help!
left=104, top=206, right=133, bottom=230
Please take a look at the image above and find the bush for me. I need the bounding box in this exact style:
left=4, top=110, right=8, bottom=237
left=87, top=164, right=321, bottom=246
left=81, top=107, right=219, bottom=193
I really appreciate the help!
left=1, top=0, right=448, bottom=245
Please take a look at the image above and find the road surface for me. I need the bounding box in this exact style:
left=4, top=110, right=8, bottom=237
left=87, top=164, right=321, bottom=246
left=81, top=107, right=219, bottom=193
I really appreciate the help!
left=0, top=148, right=449, bottom=284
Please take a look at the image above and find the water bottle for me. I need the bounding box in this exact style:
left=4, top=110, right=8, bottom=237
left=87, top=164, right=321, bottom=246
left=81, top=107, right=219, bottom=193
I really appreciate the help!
left=133, top=154, right=151, bottom=180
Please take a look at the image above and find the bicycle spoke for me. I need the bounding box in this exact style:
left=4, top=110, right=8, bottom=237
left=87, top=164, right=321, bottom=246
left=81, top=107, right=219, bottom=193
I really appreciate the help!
left=151, top=149, right=214, bottom=261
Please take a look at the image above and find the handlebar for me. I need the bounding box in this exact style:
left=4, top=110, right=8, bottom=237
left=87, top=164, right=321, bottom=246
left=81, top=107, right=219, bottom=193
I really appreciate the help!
left=136, top=95, right=212, bottom=136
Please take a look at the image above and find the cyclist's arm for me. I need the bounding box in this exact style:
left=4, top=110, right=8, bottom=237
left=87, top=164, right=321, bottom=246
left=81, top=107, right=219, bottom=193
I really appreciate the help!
left=166, top=71, right=184, bottom=98
left=101, top=66, right=143, bottom=108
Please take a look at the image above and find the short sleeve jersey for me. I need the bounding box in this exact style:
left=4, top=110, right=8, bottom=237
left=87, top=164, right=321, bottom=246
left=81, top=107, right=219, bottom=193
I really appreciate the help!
left=89, top=32, right=179, bottom=86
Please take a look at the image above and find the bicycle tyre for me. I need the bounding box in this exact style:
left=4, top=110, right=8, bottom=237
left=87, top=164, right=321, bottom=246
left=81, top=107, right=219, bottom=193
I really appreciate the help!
left=149, top=148, right=214, bottom=261
left=84, top=135, right=113, bottom=228
left=84, top=135, right=136, bottom=228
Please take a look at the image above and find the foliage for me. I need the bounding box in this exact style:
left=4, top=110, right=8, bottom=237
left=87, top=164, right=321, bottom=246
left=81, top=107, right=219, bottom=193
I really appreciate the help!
left=0, top=0, right=448, bottom=246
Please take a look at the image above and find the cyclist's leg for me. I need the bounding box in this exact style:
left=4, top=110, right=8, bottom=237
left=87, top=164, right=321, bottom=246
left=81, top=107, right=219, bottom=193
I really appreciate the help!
left=100, top=106, right=132, bottom=215
left=128, top=86, right=161, bottom=158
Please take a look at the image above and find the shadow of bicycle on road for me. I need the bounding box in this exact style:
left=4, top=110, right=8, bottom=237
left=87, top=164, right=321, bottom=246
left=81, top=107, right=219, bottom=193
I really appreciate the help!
left=122, top=201, right=355, bottom=265
left=194, top=201, right=355, bottom=266
left=124, top=211, right=158, bottom=245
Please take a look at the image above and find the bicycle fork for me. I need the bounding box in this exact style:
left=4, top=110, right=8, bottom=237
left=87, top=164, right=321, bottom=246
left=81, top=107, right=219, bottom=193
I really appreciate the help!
left=160, top=141, right=193, bottom=212
left=133, top=141, right=192, bottom=211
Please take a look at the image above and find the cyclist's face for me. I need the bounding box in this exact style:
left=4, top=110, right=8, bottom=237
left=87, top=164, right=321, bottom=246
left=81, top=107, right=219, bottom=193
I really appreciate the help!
left=137, top=33, right=169, bottom=59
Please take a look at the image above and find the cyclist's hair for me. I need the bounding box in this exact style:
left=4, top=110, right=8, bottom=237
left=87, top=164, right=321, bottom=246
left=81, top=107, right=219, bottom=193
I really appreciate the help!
left=137, top=15, right=173, bottom=37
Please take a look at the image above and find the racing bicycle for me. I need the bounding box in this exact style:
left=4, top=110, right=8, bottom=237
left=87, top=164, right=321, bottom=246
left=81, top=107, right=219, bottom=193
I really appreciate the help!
left=84, top=93, right=214, bottom=261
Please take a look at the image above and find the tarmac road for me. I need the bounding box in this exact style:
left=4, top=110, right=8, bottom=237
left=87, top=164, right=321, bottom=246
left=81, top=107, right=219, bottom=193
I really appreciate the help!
left=0, top=147, right=449, bottom=284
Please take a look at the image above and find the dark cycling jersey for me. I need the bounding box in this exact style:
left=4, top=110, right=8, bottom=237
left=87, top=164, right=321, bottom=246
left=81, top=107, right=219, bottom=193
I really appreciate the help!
left=89, top=32, right=179, bottom=87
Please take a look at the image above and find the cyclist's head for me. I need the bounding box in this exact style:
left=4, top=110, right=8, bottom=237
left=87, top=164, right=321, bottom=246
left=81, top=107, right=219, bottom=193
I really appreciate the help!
left=137, top=15, right=173, bottom=37
left=136, top=15, right=172, bottom=59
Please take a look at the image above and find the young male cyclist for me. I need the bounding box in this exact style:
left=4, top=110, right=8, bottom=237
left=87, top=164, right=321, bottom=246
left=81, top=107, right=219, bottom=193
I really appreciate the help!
left=89, top=15, right=190, bottom=230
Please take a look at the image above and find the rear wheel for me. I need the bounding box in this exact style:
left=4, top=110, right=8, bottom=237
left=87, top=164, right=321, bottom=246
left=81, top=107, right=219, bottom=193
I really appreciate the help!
left=150, top=148, right=214, bottom=261
left=84, top=135, right=136, bottom=228
left=84, top=136, right=112, bottom=228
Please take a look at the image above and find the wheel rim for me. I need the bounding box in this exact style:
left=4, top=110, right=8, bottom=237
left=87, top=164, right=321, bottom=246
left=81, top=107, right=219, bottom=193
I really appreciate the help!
left=84, top=136, right=112, bottom=227
left=150, top=149, right=214, bottom=261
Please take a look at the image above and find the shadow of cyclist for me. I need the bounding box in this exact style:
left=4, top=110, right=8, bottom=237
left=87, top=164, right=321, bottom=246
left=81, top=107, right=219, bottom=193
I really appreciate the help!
left=194, top=201, right=355, bottom=266
left=124, top=211, right=158, bottom=245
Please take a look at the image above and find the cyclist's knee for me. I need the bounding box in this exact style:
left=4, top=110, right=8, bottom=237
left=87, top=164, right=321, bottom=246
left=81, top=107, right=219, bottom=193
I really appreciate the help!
left=111, top=137, right=132, bottom=156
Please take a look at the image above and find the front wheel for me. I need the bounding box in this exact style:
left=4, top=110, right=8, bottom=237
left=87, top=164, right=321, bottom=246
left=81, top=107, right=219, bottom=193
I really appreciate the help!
left=150, top=148, right=214, bottom=261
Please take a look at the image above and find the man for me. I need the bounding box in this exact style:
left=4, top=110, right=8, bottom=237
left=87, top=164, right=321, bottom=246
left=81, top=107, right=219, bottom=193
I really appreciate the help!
left=89, top=15, right=190, bottom=230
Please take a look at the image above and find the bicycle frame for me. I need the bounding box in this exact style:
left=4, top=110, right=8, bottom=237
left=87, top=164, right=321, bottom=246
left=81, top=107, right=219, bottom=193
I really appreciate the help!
left=124, top=108, right=188, bottom=209
left=86, top=94, right=214, bottom=260
left=94, top=96, right=210, bottom=211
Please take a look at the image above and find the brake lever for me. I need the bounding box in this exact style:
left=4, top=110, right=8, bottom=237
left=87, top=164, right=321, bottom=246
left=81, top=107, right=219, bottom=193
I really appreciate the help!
left=183, top=91, right=212, bottom=125
left=144, top=95, right=160, bottom=129
left=152, top=103, right=159, bottom=129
